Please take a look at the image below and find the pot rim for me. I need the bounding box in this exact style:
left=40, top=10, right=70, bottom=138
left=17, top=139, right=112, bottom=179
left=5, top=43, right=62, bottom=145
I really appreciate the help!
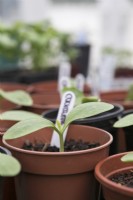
left=123, top=109, right=133, bottom=116
left=95, top=152, right=133, bottom=196
left=0, top=146, right=11, bottom=155
left=3, top=125, right=113, bottom=156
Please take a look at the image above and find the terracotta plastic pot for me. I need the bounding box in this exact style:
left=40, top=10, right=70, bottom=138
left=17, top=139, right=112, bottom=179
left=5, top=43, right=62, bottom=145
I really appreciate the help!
left=0, top=82, right=33, bottom=112
left=0, top=146, right=17, bottom=200
left=3, top=125, right=112, bottom=200
left=18, top=67, right=58, bottom=84
left=0, top=82, right=33, bottom=93
left=30, top=80, right=91, bottom=94
left=0, top=120, right=17, bottom=146
left=22, top=93, right=60, bottom=114
left=100, top=90, right=133, bottom=110
left=43, top=104, right=124, bottom=155
left=0, top=99, right=19, bottom=112
left=95, top=152, right=133, bottom=200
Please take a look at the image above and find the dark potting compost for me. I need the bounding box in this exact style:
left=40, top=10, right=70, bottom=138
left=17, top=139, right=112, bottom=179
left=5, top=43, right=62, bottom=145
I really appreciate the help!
left=110, top=170, right=133, bottom=188
left=22, top=139, right=100, bottom=152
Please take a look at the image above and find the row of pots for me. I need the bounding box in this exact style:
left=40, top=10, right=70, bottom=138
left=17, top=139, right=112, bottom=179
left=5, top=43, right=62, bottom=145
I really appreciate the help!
left=0, top=81, right=133, bottom=200
left=1, top=81, right=133, bottom=113
left=1, top=81, right=132, bottom=153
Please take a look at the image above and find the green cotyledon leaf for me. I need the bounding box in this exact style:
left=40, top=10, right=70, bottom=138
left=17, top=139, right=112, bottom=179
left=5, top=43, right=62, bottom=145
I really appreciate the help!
left=0, top=110, right=41, bottom=121
left=0, top=89, right=33, bottom=106
left=121, top=153, right=133, bottom=162
left=62, top=102, right=114, bottom=133
left=113, top=114, right=133, bottom=128
left=3, top=118, right=56, bottom=140
left=0, top=153, right=21, bottom=177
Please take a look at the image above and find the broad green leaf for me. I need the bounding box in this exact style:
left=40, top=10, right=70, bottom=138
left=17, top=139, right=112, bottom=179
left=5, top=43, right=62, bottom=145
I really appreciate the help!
left=62, top=102, right=114, bottom=132
left=121, top=153, right=133, bottom=162
left=3, top=118, right=55, bottom=140
left=0, top=153, right=21, bottom=176
left=0, top=89, right=33, bottom=106
left=113, top=114, right=133, bottom=128
left=0, top=110, right=41, bottom=121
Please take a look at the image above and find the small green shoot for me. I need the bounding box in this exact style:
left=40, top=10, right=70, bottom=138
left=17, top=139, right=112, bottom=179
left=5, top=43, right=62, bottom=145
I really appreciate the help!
left=3, top=102, right=114, bottom=152
left=0, top=89, right=33, bottom=106
left=82, top=96, right=100, bottom=103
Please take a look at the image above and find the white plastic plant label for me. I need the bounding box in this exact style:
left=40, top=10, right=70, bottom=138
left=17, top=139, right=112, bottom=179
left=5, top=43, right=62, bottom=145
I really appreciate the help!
left=58, top=76, right=71, bottom=92
left=75, top=73, right=85, bottom=92
left=50, top=91, right=76, bottom=148
left=58, top=59, right=71, bottom=81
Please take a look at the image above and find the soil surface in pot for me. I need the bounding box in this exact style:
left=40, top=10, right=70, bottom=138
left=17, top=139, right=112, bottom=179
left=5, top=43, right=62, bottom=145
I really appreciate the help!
left=110, top=170, right=133, bottom=188
left=22, top=139, right=100, bottom=152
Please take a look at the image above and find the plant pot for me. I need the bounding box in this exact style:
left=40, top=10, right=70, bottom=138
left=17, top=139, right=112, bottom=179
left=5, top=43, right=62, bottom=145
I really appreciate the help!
left=0, top=99, right=19, bottom=112
left=0, top=146, right=17, bottom=200
left=30, top=80, right=91, bottom=94
left=3, top=125, right=112, bottom=200
left=115, top=67, right=133, bottom=78
left=19, top=68, right=58, bottom=84
left=100, top=90, right=133, bottom=110
left=43, top=104, right=124, bottom=155
left=0, top=120, right=17, bottom=146
left=95, top=152, right=133, bottom=200
left=22, top=93, right=60, bottom=114
left=0, top=82, right=33, bottom=93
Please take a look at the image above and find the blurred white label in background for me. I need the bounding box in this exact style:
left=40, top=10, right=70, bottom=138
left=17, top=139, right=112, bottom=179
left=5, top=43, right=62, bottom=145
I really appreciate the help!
left=99, top=54, right=116, bottom=91
left=58, top=76, right=71, bottom=92
left=75, top=73, right=85, bottom=92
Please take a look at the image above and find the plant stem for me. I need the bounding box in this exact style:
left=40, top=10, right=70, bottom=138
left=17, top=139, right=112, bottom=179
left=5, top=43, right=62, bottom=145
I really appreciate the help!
left=59, top=134, right=64, bottom=152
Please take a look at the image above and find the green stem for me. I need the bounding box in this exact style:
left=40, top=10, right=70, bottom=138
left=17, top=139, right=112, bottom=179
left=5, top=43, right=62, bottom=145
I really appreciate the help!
left=52, top=126, right=64, bottom=152
left=59, top=134, right=64, bottom=152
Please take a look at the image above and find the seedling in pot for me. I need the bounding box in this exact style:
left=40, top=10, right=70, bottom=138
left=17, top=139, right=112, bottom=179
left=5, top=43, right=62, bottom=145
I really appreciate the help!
left=51, top=91, right=76, bottom=148
left=3, top=101, right=114, bottom=152
left=0, top=89, right=33, bottom=107
left=114, top=114, right=133, bottom=162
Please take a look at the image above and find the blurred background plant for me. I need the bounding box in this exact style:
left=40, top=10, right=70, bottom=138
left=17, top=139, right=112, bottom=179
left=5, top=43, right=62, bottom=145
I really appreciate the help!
left=0, top=20, right=78, bottom=71
left=0, top=22, right=25, bottom=70
left=102, top=46, right=133, bottom=68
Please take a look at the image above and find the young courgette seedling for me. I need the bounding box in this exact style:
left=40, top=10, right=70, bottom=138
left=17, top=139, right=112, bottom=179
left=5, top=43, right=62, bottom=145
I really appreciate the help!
left=3, top=102, right=114, bottom=152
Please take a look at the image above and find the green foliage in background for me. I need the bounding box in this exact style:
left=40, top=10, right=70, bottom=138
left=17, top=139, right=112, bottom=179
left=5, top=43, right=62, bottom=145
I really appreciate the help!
left=125, top=84, right=133, bottom=101
left=0, top=21, right=78, bottom=70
